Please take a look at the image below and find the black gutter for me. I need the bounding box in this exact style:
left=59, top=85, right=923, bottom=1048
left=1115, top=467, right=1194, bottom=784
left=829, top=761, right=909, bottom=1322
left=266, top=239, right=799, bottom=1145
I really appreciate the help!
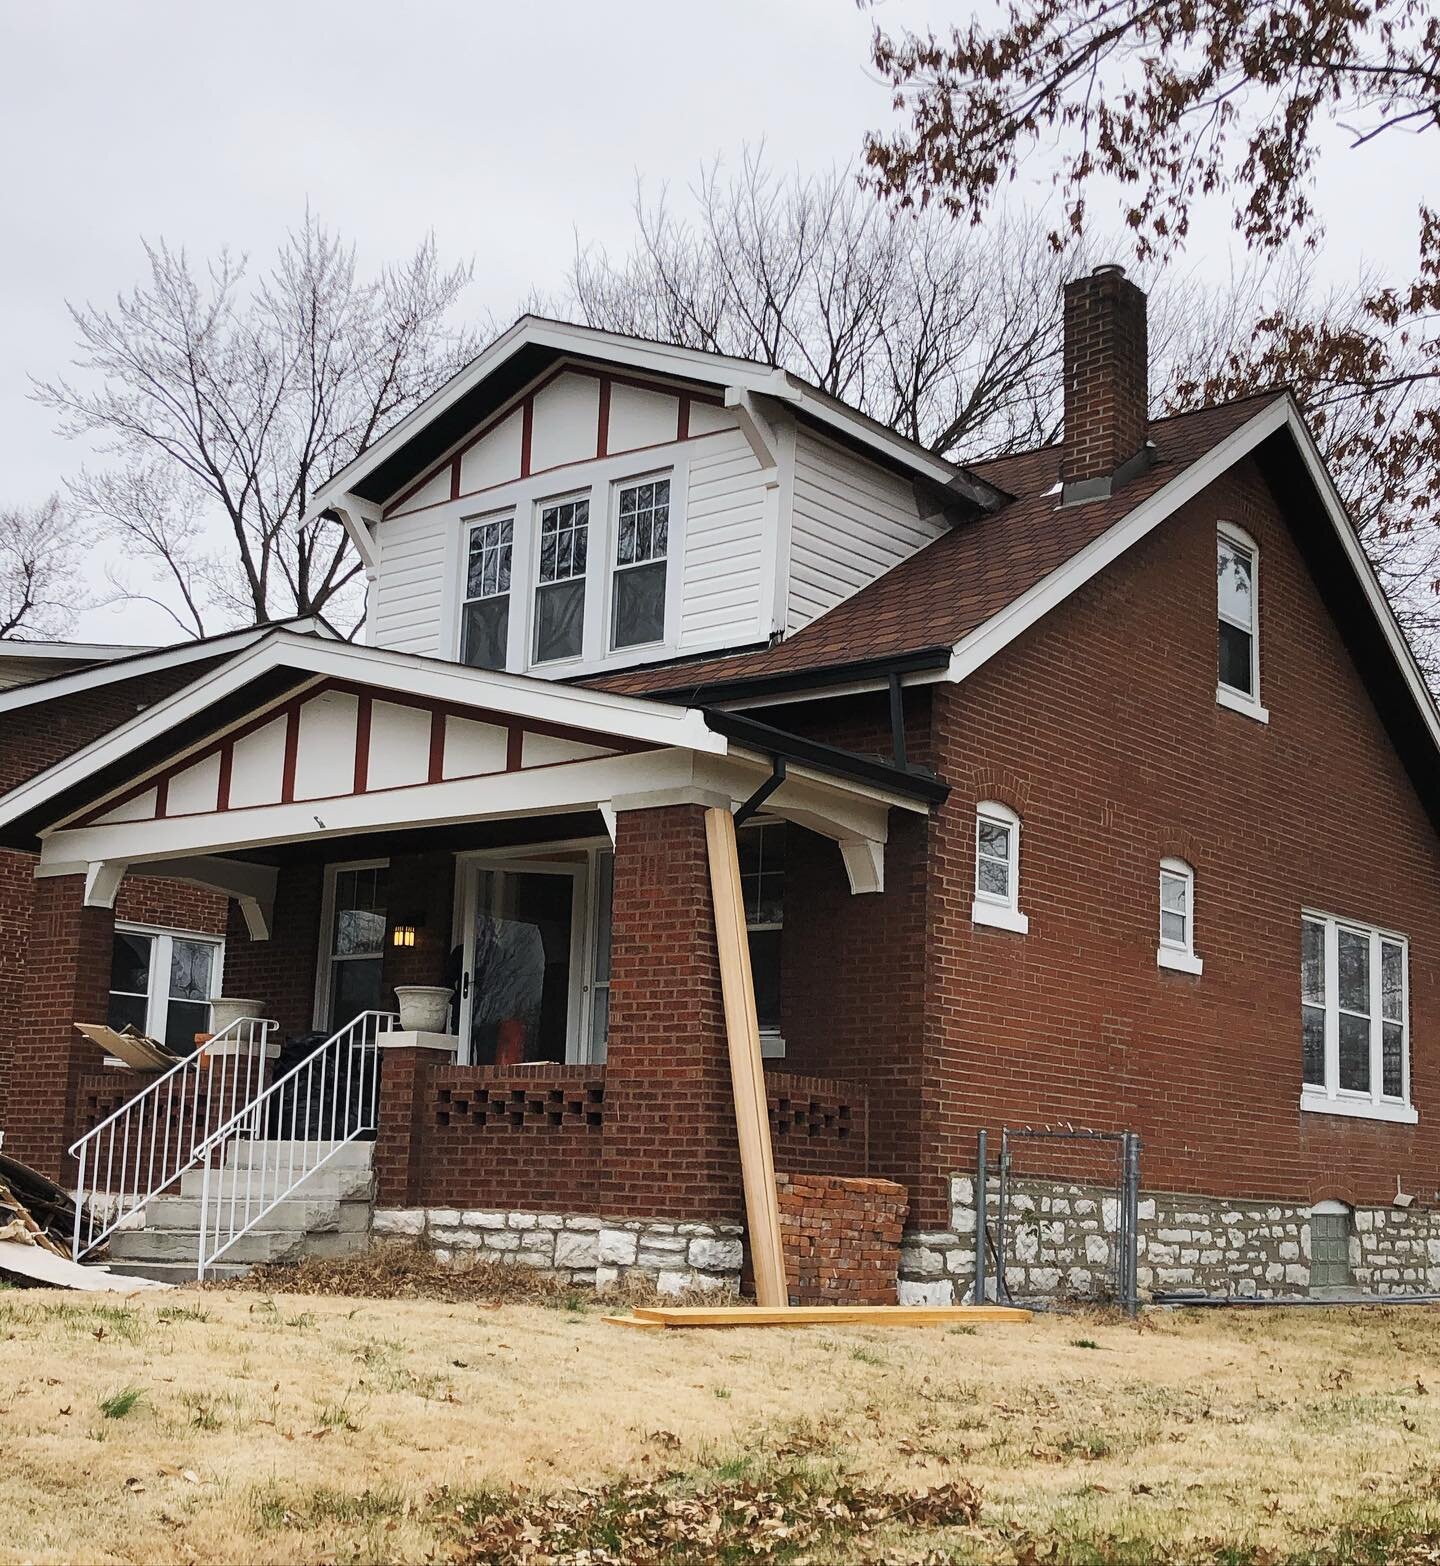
left=703, top=707, right=949, bottom=807
left=661, top=644, right=953, bottom=708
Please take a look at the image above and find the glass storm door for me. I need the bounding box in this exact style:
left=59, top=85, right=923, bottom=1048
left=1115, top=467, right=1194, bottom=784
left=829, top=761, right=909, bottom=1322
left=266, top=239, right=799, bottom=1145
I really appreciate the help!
left=461, top=862, right=584, bottom=1066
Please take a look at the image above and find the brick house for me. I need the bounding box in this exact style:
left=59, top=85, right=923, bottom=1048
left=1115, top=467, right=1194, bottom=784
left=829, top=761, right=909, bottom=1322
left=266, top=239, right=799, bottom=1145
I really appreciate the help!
left=2, top=265, right=1437, bottom=1300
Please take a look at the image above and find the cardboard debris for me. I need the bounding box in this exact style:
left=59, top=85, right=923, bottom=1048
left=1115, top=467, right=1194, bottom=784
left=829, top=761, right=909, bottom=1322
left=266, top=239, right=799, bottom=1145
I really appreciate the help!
left=0, top=1154, right=74, bottom=1257
left=0, top=1237, right=171, bottom=1291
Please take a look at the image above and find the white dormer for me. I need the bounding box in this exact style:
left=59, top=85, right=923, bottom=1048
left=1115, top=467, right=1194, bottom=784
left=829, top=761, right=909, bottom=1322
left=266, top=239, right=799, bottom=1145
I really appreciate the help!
left=306, top=319, right=1000, bottom=682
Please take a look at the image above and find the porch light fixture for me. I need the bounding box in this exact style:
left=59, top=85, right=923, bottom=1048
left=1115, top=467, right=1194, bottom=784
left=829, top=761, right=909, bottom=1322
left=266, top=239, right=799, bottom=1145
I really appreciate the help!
left=391, top=921, right=420, bottom=948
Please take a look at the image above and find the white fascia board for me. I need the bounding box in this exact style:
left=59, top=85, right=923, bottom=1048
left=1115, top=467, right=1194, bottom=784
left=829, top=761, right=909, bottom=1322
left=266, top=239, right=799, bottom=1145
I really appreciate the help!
left=0, top=624, right=278, bottom=718
left=947, top=397, right=1293, bottom=685
left=0, top=640, right=151, bottom=663
left=304, top=316, right=974, bottom=523
left=947, top=393, right=1440, bottom=759
left=0, top=629, right=727, bottom=836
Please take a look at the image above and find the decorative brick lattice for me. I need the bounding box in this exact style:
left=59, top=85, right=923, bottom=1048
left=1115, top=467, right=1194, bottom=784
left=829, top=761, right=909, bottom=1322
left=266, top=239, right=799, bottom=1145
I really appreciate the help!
left=765, top=1071, right=868, bottom=1178
left=435, top=1076, right=603, bottom=1131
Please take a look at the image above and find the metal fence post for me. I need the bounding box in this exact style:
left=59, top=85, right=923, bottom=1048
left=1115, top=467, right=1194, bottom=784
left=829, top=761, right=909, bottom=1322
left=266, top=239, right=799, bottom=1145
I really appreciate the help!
left=1122, top=1131, right=1142, bottom=1316
left=974, top=1129, right=988, bottom=1305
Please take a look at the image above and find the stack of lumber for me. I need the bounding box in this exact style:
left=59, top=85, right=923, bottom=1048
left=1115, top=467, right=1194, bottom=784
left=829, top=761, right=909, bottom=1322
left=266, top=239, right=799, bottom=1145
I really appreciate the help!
left=605, top=1304, right=1032, bottom=1330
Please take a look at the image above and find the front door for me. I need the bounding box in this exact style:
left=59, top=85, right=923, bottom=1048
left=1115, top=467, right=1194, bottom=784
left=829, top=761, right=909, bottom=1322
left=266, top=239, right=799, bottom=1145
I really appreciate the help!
left=459, top=861, right=585, bottom=1065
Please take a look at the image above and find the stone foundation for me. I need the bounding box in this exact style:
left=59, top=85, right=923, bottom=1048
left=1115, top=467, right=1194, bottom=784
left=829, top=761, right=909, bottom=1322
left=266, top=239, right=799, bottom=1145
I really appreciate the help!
left=897, top=1175, right=1440, bottom=1304
left=372, top=1207, right=744, bottom=1295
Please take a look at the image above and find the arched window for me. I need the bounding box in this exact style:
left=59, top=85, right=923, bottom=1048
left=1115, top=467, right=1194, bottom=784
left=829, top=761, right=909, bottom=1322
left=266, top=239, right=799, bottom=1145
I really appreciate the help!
left=972, top=801, right=1028, bottom=934
left=1217, top=521, right=1267, bottom=721
left=1157, top=857, right=1202, bottom=975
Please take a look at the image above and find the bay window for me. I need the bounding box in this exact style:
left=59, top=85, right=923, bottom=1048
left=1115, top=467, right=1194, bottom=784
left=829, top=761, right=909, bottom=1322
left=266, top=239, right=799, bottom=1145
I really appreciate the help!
left=1300, top=911, right=1413, bottom=1122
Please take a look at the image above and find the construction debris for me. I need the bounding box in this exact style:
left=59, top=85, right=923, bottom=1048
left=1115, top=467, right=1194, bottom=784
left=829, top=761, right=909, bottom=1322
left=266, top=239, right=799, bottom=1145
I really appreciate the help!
left=605, top=1304, right=1033, bottom=1329
left=0, top=1151, right=75, bottom=1256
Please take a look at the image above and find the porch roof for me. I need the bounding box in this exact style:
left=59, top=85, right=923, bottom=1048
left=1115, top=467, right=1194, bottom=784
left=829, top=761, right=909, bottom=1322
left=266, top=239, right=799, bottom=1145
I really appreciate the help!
left=0, top=628, right=944, bottom=911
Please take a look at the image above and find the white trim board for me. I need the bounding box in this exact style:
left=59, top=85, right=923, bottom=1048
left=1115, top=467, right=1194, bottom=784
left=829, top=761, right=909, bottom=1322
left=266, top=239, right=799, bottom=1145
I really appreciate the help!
left=944, top=396, right=1440, bottom=765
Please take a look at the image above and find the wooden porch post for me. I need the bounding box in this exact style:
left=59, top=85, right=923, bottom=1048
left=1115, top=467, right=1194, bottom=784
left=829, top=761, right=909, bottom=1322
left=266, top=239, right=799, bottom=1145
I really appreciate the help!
left=704, top=806, right=788, bottom=1308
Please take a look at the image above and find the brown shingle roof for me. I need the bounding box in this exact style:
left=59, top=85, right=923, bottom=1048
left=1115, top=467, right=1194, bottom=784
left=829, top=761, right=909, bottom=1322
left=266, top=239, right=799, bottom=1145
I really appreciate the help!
left=592, top=394, right=1281, bottom=700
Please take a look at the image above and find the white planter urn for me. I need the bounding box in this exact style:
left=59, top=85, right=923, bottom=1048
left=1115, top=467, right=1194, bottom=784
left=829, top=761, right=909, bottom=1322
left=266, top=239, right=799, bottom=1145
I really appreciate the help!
left=394, top=985, right=454, bottom=1033
left=210, top=997, right=263, bottom=1035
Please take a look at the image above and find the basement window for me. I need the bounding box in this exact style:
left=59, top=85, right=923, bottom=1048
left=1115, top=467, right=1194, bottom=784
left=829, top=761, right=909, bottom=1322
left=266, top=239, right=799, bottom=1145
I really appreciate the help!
left=107, top=924, right=224, bottom=1054
left=1300, top=911, right=1414, bottom=1123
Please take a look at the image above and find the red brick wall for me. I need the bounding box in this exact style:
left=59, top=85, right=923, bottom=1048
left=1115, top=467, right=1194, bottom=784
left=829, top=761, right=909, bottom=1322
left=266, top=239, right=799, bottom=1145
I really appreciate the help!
left=1062, top=265, right=1148, bottom=485
left=918, top=455, right=1440, bottom=1223
left=601, top=804, right=738, bottom=1218
left=776, top=1173, right=908, bottom=1305
left=222, top=862, right=324, bottom=1041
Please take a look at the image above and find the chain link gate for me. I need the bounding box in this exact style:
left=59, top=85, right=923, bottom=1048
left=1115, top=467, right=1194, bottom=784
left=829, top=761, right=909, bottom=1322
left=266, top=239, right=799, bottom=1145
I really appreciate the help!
left=975, top=1126, right=1142, bottom=1315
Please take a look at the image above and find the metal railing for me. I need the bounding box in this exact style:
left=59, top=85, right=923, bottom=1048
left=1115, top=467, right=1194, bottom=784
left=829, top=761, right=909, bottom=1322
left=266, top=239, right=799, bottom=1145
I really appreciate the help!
left=192, top=1009, right=397, bottom=1278
left=69, top=1015, right=278, bottom=1261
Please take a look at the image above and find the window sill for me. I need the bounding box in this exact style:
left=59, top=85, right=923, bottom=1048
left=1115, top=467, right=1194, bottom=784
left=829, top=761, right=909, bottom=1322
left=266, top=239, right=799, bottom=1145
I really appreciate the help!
left=1216, top=685, right=1269, bottom=724
left=760, top=1032, right=786, bottom=1060
left=1157, top=946, right=1203, bottom=976
left=971, top=900, right=1029, bottom=935
left=1299, top=1090, right=1418, bottom=1125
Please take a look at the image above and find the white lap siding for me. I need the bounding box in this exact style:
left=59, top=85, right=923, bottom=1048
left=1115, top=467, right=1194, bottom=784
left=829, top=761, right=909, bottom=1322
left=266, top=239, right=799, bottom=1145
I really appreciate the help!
left=679, top=427, right=769, bottom=651
left=786, top=428, right=946, bottom=634
left=371, top=509, right=449, bottom=656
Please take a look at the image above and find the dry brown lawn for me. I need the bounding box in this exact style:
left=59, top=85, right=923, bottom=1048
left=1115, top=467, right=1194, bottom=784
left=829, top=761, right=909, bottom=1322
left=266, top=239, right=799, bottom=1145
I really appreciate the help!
left=4, top=1280, right=1440, bottom=1564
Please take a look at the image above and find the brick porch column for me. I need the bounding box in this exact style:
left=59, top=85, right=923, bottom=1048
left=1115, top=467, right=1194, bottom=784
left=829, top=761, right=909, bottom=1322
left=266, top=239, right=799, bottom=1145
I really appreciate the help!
left=601, top=803, right=740, bottom=1220
left=373, top=1043, right=452, bottom=1206
left=7, top=873, right=115, bottom=1179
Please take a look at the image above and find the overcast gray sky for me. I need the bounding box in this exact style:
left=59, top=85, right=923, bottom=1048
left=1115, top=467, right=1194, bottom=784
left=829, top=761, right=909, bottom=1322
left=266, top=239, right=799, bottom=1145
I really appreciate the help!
left=0, top=1, right=1430, bottom=644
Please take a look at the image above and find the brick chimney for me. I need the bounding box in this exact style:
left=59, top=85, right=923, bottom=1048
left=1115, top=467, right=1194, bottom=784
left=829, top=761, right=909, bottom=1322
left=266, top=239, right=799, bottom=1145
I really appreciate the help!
left=1061, top=264, right=1151, bottom=502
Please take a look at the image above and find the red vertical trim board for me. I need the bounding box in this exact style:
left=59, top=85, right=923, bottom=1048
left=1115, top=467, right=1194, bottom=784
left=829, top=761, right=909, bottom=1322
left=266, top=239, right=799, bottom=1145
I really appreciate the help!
left=216, top=744, right=233, bottom=812
left=506, top=725, right=524, bottom=772
left=153, top=775, right=169, bottom=819
left=677, top=393, right=691, bottom=442
left=428, top=710, right=447, bottom=784
left=450, top=458, right=461, bottom=501
left=597, top=375, right=611, bottom=458
left=280, top=704, right=301, bottom=805
left=354, top=694, right=372, bottom=795
left=520, top=397, right=534, bottom=478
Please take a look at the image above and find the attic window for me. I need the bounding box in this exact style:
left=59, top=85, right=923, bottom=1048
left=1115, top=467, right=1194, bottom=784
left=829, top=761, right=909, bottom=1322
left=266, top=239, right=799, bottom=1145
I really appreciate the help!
left=534, top=495, right=589, bottom=663
left=461, top=515, right=513, bottom=671
left=1217, top=522, right=1266, bottom=721
left=611, top=476, right=670, bottom=650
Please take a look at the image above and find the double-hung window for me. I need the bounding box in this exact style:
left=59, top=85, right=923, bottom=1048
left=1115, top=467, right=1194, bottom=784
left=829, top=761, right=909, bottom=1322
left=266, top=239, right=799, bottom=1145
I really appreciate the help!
left=316, top=861, right=389, bottom=1031
left=971, top=802, right=1028, bottom=934
left=107, top=924, right=224, bottom=1053
left=611, top=477, right=669, bottom=649
left=460, top=514, right=513, bottom=671
left=738, top=822, right=785, bottom=1044
left=1157, top=858, right=1202, bottom=974
left=1217, top=523, right=1265, bottom=719
left=1300, top=911, right=1414, bottom=1122
left=534, top=495, right=588, bottom=663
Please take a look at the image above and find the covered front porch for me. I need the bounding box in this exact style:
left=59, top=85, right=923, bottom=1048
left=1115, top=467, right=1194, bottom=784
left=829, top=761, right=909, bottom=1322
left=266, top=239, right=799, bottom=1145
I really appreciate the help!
left=0, top=631, right=941, bottom=1291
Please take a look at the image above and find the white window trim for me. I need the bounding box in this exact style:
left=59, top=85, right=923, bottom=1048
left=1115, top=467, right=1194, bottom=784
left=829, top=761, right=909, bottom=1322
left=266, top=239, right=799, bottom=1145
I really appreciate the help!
left=1157, top=857, right=1203, bottom=975
left=109, top=920, right=225, bottom=1053
left=458, top=508, right=516, bottom=670
left=1299, top=908, right=1415, bottom=1124
left=971, top=801, right=1028, bottom=935
left=1216, top=520, right=1268, bottom=722
left=605, top=470, right=673, bottom=655
left=313, top=858, right=390, bottom=1031
left=440, top=449, right=691, bottom=681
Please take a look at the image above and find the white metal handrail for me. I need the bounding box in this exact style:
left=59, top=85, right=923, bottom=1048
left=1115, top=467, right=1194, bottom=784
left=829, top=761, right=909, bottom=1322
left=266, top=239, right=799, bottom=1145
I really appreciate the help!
left=192, top=1009, right=397, bottom=1278
left=69, top=1015, right=278, bottom=1261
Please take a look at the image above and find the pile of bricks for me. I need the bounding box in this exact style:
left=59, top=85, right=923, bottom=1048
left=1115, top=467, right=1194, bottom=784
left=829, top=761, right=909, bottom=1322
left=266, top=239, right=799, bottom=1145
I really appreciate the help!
left=775, top=1172, right=908, bottom=1305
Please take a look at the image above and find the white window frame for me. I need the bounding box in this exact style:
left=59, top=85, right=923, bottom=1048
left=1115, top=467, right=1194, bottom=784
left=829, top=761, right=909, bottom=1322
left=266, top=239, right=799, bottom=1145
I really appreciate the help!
left=971, top=801, right=1028, bottom=934
left=531, top=488, right=592, bottom=668
left=1157, top=857, right=1202, bottom=975
left=1300, top=908, right=1415, bottom=1124
left=607, top=471, right=672, bottom=653
left=458, top=509, right=515, bottom=671
left=738, top=818, right=787, bottom=1057
left=313, top=858, right=390, bottom=1031
left=1216, top=520, right=1269, bottom=723
left=109, top=920, right=225, bottom=1049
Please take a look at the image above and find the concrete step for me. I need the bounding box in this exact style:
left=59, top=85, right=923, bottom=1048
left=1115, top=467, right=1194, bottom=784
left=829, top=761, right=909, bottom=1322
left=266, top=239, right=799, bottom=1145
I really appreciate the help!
left=177, top=1164, right=373, bottom=1201
left=140, top=1195, right=370, bottom=1234
left=109, top=1223, right=369, bottom=1267
left=224, top=1139, right=374, bottom=1171
left=105, top=1258, right=255, bottom=1284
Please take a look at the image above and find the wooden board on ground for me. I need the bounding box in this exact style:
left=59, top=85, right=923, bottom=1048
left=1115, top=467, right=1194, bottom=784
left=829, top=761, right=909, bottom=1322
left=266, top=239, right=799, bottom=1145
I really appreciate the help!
left=614, top=1304, right=1032, bottom=1329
